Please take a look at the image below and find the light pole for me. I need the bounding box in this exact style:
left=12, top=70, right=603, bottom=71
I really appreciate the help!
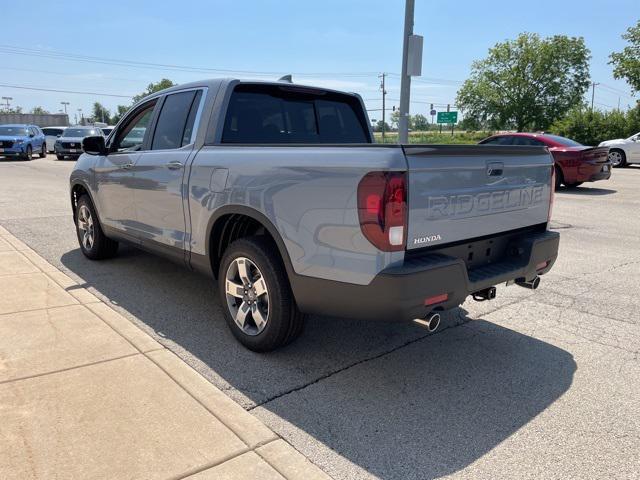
left=590, top=82, right=599, bottom=112
left=398, top=0, right=422, bottom=144
left=379, top=73, right=387, bottom=141
left=2, top=96, right=13, bottom=111
left=60, top=101, right=69, bottom=114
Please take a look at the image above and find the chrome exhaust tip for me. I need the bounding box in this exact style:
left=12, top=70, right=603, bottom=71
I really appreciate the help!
left=515, top=276, right=540, bottom=290
left=413, top=312, right=441, bottom=332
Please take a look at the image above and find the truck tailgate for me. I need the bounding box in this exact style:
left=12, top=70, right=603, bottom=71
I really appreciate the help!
left=404, top=145, right=553, bottom=250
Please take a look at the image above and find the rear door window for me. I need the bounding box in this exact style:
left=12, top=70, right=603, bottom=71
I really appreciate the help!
left=482, top=136, right=513, bottom=145
left=151, top=90, right=199, bottom=150
left=222, top=84, right=369, bottom=144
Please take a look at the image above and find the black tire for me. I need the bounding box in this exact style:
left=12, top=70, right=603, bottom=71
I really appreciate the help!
left=218, top=236, right=304, bottom=352
left=564, top=182, right=583, bottom=189
left=56, top=155, right=64, bottom=160
left=609, top=149, right=627, bottom=168
left=39, top=144, right=46, bottom=158
left=75, top=195, right=119, bottom=260
left=23, top=145, right=32, bottom=161
left=555, top=166, right=563, bottom=190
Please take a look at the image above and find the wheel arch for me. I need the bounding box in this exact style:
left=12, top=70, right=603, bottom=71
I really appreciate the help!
left=204, top=205, right=295, bottom=281
left=70, top=181, right=99, bottom=222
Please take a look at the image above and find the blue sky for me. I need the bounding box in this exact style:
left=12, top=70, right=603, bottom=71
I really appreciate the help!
left=1, top=0, right=637, bottom=123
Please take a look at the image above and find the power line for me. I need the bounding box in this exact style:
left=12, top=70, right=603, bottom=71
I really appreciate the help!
left=0, top=83, right=133, bottom=98
left=0, top=45, right=379, bottom=78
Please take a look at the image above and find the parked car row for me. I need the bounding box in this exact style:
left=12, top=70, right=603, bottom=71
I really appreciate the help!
left=0, top=124, right=116, bottom=160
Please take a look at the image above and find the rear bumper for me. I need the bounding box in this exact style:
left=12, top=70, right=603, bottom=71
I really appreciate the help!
left=292, top=230, right=559, bottom=322
left=577, top=162, right=612, bottom=182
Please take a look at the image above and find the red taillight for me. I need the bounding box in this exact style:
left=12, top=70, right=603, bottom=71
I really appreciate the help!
left=357, top=171, right=407, bottom=251
left=548, top=165, right=555, bottom=222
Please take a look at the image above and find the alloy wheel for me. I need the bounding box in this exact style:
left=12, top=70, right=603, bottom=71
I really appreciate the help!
left=608, top=150, right=622, bottom=167
left=77, top=205, right=95, bottom=250
left=225, top=257, right=269, bottom=336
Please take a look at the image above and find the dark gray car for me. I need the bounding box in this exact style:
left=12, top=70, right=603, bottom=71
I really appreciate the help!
left=55, top=126, right=103, bottom=160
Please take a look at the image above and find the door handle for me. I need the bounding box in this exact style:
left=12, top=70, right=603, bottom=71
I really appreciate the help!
left=120, top=162, right=133, bottom=170
left=167, top=161, right=184, bottom=170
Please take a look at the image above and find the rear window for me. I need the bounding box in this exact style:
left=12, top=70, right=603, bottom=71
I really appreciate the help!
left=544, top=134, right=583, bottom=147
left=481, top=136, right=512, bottom=145
left=222, top=84, right=369, bottom=144
left=42, top=128, right=64, bottom=136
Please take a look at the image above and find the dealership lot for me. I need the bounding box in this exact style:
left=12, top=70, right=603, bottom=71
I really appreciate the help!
left=0, top=155, right=639, bottom=479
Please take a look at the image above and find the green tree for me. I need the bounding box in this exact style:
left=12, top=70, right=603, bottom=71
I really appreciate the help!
left=609, top=21, right=640, bottom=93
left=92, top=102, right=111, bottom=124
left=389, top=110, right=400, bottom=129
left=132, top=79, right=176, bottom=103
left=2, top=106, right=22, bottom=114
left=31, top=106, right=49, bottom=114
left=375, top=120, right=392, bottom=132
left=110, top=105, right=129, bottom=125
left=456, top=33, right=591, bottom=131
left=411, top=114, right=429, bottom=131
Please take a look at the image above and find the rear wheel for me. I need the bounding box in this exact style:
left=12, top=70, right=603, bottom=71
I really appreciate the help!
left=608, top=149, right=626, bottom=168
left=218, top=236, right=304, bottom=352
left=564, top=182, right=583, bottom=189
left=56, top=155, right=64, bottom=160
left=555, top=166, right=563, bottom=190
left=39, top=144, right=46, bottom=158
left=75, top=195, right=119, bottom=260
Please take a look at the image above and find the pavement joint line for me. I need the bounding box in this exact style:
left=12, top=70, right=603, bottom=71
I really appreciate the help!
left=0, top=352, right=142, bottom=386
left=85, top=302, right=165, bottom=354
left=0, top=300, right=80, bottom=316
left=249, top=316, right=470, bottom=411
left=144, top=349, right=273, bottom=451
left=168, top=447, right=254, bottom=480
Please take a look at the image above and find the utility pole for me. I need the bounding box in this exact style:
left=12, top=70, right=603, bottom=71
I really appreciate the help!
left=2, top=96, right=12, bottom=111
left=379, top=73, right=387, bottom=141
left=398, top=0, right=415, bottom=144
left=590, top=82, right=599, bottom=112
left=61, top=101, right=69, bottom=114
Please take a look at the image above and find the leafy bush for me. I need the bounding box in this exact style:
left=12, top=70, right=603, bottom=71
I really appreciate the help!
left=374, top=131, right=492, bottom=144
left=550, top=105, right=640, bottom=145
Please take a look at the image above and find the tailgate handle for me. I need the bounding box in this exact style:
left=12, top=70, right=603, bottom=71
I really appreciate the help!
left=487, top=162, right=504, bottom=177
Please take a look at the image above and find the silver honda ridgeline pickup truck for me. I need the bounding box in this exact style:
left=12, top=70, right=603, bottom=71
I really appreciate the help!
left=71, top=79, right=559, bottom=351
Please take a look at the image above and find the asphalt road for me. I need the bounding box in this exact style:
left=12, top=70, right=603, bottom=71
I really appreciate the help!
left=1, top=154, right=639, bottom=479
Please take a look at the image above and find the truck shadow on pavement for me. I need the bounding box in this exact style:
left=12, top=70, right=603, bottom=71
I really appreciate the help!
left=60, top=244, right=576, bottom=480
left=557, top=186, right=617, bottom=195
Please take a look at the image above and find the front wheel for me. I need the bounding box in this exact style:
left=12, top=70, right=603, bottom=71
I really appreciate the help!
left=23, top=145, right=32, bottom=161
left=39, top=144, right=46, bottom=158
left=608, top=149, right=627, bottom=168
left=218, top=236, right=304, bottom=352
left=75, top=195, right=119, bottom=260
left=56, top=154, right=64, bottom=160
left=564, top=182, right=583, bottom=189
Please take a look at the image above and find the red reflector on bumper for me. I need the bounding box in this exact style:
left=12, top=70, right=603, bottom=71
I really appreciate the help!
left=424, top=293, right=449, bottom=306
left=536, top=261, right=548, bottom=270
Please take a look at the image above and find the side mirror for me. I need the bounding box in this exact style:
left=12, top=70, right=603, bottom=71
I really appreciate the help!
left=82, top=135, right=107, bottom=156
left=29, top=133, right=35, bottom=138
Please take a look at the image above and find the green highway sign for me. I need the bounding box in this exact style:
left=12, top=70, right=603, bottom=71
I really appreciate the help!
left=437, top=111, right=458, bottom=124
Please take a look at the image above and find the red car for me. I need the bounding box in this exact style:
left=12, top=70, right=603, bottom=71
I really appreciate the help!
left=479, top=133, right=612, bottom=189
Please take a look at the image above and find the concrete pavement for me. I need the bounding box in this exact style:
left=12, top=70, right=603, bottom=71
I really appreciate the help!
left=0, top=224, right=328, bottom=480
